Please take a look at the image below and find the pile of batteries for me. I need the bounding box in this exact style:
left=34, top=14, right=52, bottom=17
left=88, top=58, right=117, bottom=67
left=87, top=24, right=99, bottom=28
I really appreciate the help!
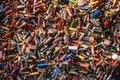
left=0, top=0, right=120, bottom=80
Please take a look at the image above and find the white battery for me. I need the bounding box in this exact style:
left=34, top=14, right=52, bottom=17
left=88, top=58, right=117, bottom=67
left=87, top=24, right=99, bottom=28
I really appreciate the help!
left=112, top=54, right=120, bottom=62
left=68, top=46, right=78, bottom=50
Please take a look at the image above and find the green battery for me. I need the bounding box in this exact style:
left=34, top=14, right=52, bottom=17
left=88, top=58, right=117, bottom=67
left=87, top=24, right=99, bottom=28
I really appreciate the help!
left=95, top=42, right=102, bottom=47
left=70, top=19, right=76, bottom=28
left=70, top=0, right=76, bottom=3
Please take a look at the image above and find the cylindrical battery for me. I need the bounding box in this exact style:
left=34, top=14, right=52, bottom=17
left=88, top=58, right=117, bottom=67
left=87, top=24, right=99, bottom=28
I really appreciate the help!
left=112, top=54, right=120, bottom=62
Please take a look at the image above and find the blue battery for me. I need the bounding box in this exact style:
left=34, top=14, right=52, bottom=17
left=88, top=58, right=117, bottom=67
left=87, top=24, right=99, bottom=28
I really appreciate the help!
left=90, top=10, right=102, bottom=18
left=0, top=63, right=7, bottom=69
left=86, top=76, right=92, bottom=80
left=51, top=69, right=57, bottom=79
left=37, top=63, right=48, bottom=68
left=64, top=53, right=72, bottom=61
left=65, top=0, right=69, bottom=2
left=55, top=66, right=62, bottom=75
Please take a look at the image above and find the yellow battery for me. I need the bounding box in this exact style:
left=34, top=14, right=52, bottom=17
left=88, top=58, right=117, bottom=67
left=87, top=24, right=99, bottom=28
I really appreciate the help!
left=29, top=72, right=39, bottom=76
left=69, top=27, right=77, bottom=31
left=53, top=47, right=61, bottom=54
left=54, top=71, right=58, bottom=80
left=78, top=55, right=85, bottom=61
left=89, top=1, right=99, bottom=7
left=64, top=27, right=70, bottom=36
left=17, top=33, right=22, bottom=42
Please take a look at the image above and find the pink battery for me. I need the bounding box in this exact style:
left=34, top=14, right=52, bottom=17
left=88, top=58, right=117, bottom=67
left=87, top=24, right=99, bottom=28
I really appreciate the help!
left=66, top=7, right=73, bottom=17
